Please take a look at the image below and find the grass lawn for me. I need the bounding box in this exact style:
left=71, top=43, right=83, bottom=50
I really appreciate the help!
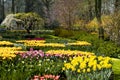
left=112, top=58, right=120, bottom=80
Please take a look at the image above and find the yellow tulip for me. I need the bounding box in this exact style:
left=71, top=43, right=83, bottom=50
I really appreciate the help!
left=77, top=69, right=81, bottom=73
left=87, top=68, right=91, bottom=72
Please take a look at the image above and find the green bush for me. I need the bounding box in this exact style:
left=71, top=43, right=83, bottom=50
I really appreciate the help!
left=32, top=30, right=54, bottom=35
left=54, top=29, right=74, bottom=38
left=15, top=12, right=44, bottom=32
left=0, top=30, right=25, bottom=40
left=67, top=30, right=120, bottom=58
left=22, top=34, right=35, bottom=39
left=0, top=26, right=6, bottom=33
left=97, top=42, right=120, bottom=58
left=54, top=28, right=61, bottom=36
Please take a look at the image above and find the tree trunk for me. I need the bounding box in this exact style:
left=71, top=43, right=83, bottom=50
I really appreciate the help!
left=115, top=0, right=120, bottom=46
left=25, top=0, right=34, bottom=12
left=115, top=0, right=120, bottom=12
left=41, top=0, right=54, bottom=29
left=11, top=0, right=15, bottom=13
left=0, top=0, right=5, bottom=23
left=95, top=0, right=104, bottom=39
left=88, top=0, right=93, bottom=21
left=0, top=0, right=2, bottom=23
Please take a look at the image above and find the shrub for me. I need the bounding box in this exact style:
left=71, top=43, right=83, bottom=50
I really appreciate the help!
left=54, top=28, right=61, bottom=36
left=54, top=29, right=74, bottom=38
left=15, top=12, right=44, bottom=33
left=69, top=30, right=120, bottom=58
left=86, top=16, right=112, bottom=33
left=32, top=30, right=54, bottom=35
left=73, top=20, right=85, bottom=30
left=49, top=20, right=60, bottom=29
left=97, top=42, right=120, bottom=58
left=22, top=34, right=35, bottom=39
left=0, top=26, right=6, bottom=32
left=86, top=18, right=98, bottom=32
left=107, top=12, right=120, bottom=45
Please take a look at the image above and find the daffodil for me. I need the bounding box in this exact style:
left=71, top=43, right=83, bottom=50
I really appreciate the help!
left=63, top=55, right=112, bottom=73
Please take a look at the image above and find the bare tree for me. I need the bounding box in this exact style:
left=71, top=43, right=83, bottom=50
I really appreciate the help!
left=11, top=0, right=15, bottom=13
left=41, top=0, right=55, bottom=29
left=25, top=0, right=35, bottom=12
left=15, top=0, right=25, bottom=13
left=95, top=0, right=104, bottom=39
left=53, top=0, right=79, bottom=29
left=114, top=0, right=120, bottom=12
left=88, top=0, right=94, bottom=21
left=0, top=0, right=5, bottom=23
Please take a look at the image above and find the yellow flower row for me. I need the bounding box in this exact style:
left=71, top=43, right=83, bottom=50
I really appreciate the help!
left=16, top=40, right=91, bottom=47
left=62, top=56, right=112, bottom=73
left=0, top=47, right=22, bottom=51
left=0, top=41, right=14, bottom=46
left=16, top=40, right=65, bottom=47
left=16, top=40, right=46, bottom=43
left=0, top=53, right=16, bottom=59
left=25, top=43, right=65, bottom=47
left=0, top=47, right=22, bottom=59
left=46, top=50, right=94, bottom=56
left=68, top=41, right=91, bottom=46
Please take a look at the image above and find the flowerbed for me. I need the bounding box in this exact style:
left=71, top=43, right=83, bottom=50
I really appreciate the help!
left=46, top=50, right=94, bottom=57
left=0, top=49, right=64, bottom=80
left=0, top=38, right=113, bottom=80
left=16, top=40, right=65, bottom=48
left=16, top=40, right=46, bottom=43
left=0, top=48, right=113, bottom=80
left=68, top=41, right=91, bottom=46
left=63, top=56, right=112, bottom=80
left=0, top=47, right=22, bottom=59
left=16, top=40, right=91, bottom=48
left=32, top=75, right=60, bottom=80
left=0, top=41, right=14, bottom=46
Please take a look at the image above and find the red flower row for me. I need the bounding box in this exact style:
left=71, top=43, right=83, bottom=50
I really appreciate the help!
left=32, top=75, right=60, bottom=80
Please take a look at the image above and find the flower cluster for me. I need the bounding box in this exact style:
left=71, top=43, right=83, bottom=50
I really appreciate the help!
left=18, top=49, right=69, bottom=60
left=16, top=40, right=65, bottom=47
left=25, top=43, right=65, bottom=47
left=68, top=41, right=91, bottom=46
left=16, top=40, right=91, bottom=48
left=0, top=53, right=16, bottom=60
left=16, top=40, right=46, bottom=43
left=46, top=50, right=94, bottom=57
left=62, top=56, right=112, bottom=73
left=0, top=47, right=22, bottom=51
left=32, top=75, right=60, bottom=80
left=0, top=41, right=14, bottom=46
left=0, top=47, right=22, bottom=59
left=19, top=48, right=44, bottom=59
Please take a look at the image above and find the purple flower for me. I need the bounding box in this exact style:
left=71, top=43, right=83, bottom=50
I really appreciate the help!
left=19, top=48, right=45, bottom=59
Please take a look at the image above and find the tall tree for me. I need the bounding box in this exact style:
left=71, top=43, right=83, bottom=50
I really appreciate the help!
left=15, top=0, right=25, bottom=13
left=41, top=0, right=55, bottom=29
left=0, top=0, right=5, bottom=23
left=112, top=0, right=120, bottom=45
left=25, top=0, right=34, bottom=12
left=53, top=0, right=79, bottom=29
left=88, top=0, right=94, bottom=21
left=115, top=0, right=120, bottom=12
left=11, top=0, right=15, bottom=13
left=95, top=0, right=104, bottom=39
